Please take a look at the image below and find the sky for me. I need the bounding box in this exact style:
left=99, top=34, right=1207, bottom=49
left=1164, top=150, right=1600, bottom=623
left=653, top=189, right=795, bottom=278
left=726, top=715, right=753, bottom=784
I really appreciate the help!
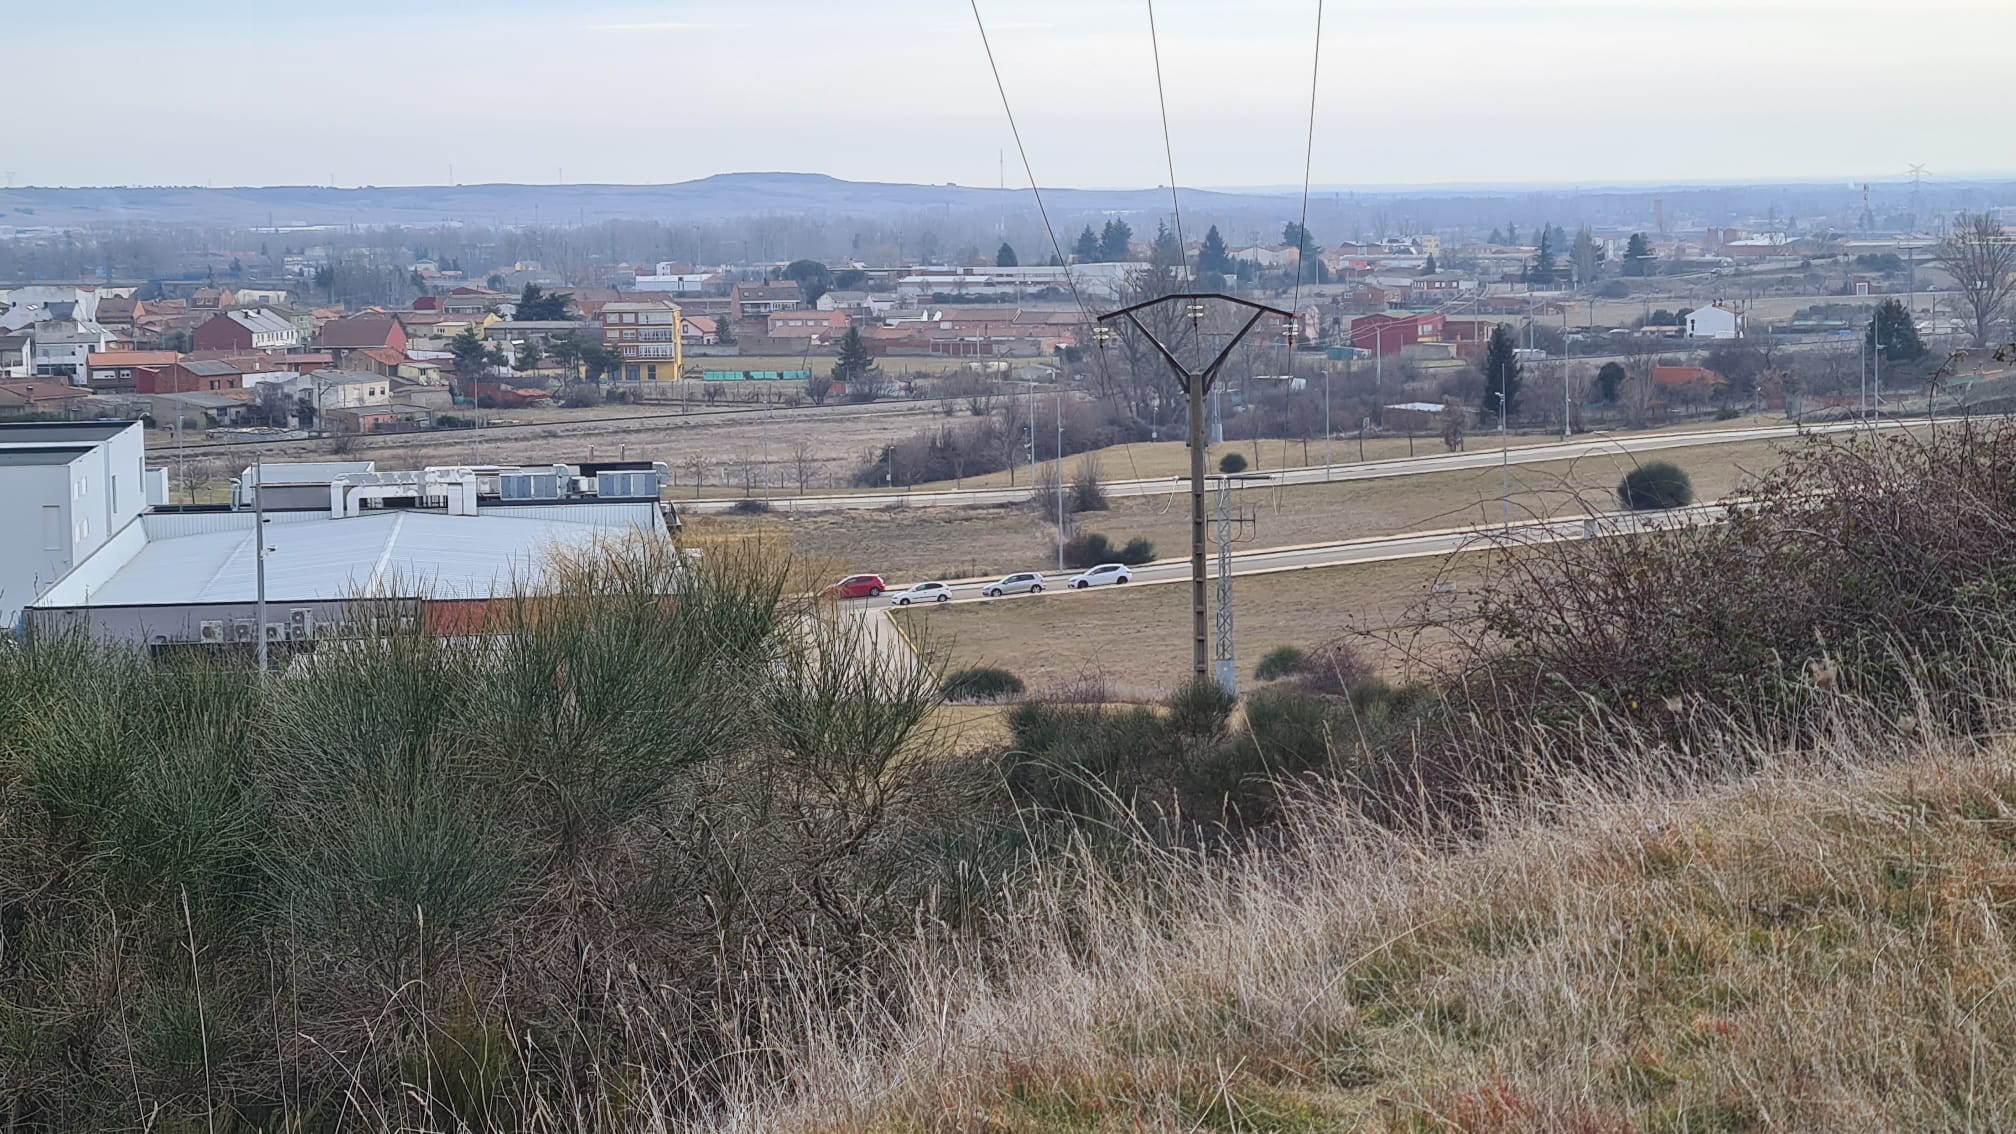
left=9, top=0, right=2014, bottom=191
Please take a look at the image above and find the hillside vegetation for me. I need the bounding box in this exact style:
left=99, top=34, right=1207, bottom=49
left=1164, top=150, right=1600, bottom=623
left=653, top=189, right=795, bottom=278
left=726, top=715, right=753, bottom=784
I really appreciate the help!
left=7, top=423, right=2016, bottom=1131
left=744, top=737, right=2016, bottom=1132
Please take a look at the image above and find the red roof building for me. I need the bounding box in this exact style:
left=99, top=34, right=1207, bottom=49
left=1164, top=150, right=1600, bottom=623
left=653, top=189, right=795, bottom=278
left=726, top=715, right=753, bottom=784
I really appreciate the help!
left=317, top=315, right=409, bottom=357
left=1349, top=312, right=1445, bottom=355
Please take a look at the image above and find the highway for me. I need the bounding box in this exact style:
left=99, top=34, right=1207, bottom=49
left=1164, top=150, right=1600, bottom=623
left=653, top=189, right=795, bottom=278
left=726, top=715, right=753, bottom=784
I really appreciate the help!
left=690, top=420, right=1889, bottom=515
left=846, top=503, right=1729, bottom=615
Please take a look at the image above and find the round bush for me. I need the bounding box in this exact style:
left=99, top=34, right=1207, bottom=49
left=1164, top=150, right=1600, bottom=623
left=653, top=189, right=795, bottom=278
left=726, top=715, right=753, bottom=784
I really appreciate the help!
left=1218, top=452, right=1248, bottom=474
left=1294, top=640, right=1375, bottom=697
left=941, top=666, right=1026, bottom=703
left=1254, top=645, right=1308, bottom=682
left=728, top=499, right=773, bottom=515
left=1617, top=461, right=1695, bottom=511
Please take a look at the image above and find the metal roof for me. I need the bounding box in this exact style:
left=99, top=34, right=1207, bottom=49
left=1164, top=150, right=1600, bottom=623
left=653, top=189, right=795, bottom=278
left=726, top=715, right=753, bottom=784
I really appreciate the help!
left=239, top=460, right=376, bottom=487
left=53, top=509, right=658, bottom=607
left=0, top=420, right=136, bottom=445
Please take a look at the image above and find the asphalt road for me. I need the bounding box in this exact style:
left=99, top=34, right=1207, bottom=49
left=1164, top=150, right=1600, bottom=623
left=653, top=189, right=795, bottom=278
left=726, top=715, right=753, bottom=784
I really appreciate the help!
left=690, top=420, right=1885, bottom=515
left=850, top=503, right=1727, bottom=615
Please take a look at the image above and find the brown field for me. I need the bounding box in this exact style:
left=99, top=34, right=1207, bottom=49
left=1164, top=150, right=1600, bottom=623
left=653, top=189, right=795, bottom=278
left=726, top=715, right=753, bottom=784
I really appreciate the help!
left=894, top=555, right=1472, bottom=703
left=717, top=435, right=1793, bottom=582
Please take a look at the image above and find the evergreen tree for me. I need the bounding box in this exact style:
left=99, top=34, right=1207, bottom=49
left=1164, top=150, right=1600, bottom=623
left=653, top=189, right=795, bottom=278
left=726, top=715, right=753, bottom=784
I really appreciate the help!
left=1047, top=253, right=1063, bottom=267
left=1098, top=219, right=1134, bottom=262
left=1074, top=226, right=1100, bottom=262
left=1419, top=253, right=1439, bottom=276
left=1596, top=361, right=1626, bottom=404
left=516, top=284, right=571, bottom=321
left=1283, top=221, right=1320, bottom=259
left=832, top=326, right=873, bottom=389
left=1623, top=232, right=1655, bottom=277
left=1506, top=223, right=1519, bottom=245
left=1197, top=225, right=1231, bottom=274
left=1488, top=227, right=1505, bottom=245
left=1865, top=298, right=1927, bottom=363
left=996, top=242, right=1019, bottom=267
left=1481, top=324, right=1523, bottom=423
left=1532, top=228, right=1557, bottom=281
left=1150, top=221, right=1182, bottom=268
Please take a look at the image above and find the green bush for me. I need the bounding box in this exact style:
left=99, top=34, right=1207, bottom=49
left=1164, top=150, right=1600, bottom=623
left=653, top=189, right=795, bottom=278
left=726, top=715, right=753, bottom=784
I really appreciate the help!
left=1064, top=533, right=1156, bottom=569
left=728, top=498, right=773, bottom=514
left=1218, top=452, right=1248, bottom=473
left=942, top=666, right=1026, bottom=703
left=1617, top=461, right=1694, bottom=511
left=1255, top=645, right=1308, bottom=682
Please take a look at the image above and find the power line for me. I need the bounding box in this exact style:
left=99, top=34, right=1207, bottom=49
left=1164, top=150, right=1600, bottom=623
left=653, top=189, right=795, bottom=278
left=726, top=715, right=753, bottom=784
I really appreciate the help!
left=968, top=0, right=1094, bottom=325
left=1287, top=0, right=1326, bottom=342
left=1144, top=0, right=1191, bottom=299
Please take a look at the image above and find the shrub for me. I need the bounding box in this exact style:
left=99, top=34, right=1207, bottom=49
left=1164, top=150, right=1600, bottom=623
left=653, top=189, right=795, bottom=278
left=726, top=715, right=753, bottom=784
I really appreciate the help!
left=1062, top=532, right=1111, bottom=569
left=1255, top=645, right=1308, bottom=682
left=1069, top=457, right=1108, bottom=512
left=728, top=499, right=773, bottom=515
left=1617, top=461, right=1694, bottom=511
left=941, top=666, right=1026, bottom=703
left=559, top=382, right=604, bottom=408
left=1294, top=640, right=1376, bottom=696
left=1218, top=452, right=1248, bottom=473
left=1117, top=537, right=1156, bottom=566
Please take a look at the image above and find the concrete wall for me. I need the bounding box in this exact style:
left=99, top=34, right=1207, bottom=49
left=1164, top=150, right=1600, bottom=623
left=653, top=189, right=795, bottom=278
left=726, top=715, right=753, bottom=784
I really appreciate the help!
left=0, top=461, right=73, bottom=627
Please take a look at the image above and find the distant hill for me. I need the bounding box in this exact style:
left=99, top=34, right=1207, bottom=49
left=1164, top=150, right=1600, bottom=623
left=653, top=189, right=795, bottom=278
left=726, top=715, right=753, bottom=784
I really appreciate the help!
left=0, top=172, right=1293, bottom=230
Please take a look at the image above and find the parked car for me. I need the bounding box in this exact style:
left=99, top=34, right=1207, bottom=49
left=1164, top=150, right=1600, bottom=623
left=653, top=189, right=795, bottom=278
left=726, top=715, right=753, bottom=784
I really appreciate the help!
left=827, top=574, right=885, bottom=600
left=982, top=572, right=1045, bottom=598
left=1067, top=564, right=1132, bottom=589
left=890, top=581, right=952, bottom=606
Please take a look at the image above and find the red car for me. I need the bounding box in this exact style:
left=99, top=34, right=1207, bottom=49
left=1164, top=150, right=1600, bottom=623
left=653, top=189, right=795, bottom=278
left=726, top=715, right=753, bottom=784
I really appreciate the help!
left=827, top=574, right=886, bottom=600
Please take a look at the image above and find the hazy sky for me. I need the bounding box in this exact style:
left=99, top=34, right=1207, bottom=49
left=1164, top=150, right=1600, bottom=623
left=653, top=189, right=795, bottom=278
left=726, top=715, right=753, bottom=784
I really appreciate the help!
left=11, top=0, right=2012, bottom=190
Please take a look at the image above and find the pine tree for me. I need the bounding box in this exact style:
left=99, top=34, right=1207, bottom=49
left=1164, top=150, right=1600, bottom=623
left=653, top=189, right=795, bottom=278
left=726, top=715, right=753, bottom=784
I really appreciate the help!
left=1623, top=232, right=1654, bottom=277
left=1419, top=253, right=1438, bottom=276
left=1532, top=229, right=1557, bottom=281
left=1596, top=361, right=1626, bottom=404
left=1481, top=325, right=1523, bottom=424
left=996, top=242, right=1019, bottom=267
left=1507, top=223, right=1520, bottom=245
left=1488, top=227, right=1505, bottom=245
left=832, top=326, right=873, bottom=389
left=1074, top=226, right=1100, bottom=262
left=1098, top=219, right=1134, bottom=262
left=1865, top=298, right=1927, bottom=363
left=1198, top=225, right=1231, bottom=274
left=1151, top=221, right=1182, bottom=268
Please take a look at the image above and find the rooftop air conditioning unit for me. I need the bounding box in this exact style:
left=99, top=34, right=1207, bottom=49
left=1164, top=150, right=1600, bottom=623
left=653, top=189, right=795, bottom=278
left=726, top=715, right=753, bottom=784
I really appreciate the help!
left=199, top=620, right=224, bottom=644
left=264, top=622, right=287, bottom=643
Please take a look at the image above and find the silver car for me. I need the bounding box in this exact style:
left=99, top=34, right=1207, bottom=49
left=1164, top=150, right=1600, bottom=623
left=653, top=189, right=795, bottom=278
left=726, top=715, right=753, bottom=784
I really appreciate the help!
left=982, top=572, right=1045, bottom=598
left=889, top=581, right=952, bottom=606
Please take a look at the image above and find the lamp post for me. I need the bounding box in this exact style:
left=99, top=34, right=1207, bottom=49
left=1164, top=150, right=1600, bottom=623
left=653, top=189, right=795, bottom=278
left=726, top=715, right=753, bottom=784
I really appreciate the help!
left=1098, top=293, right=1294, bottom=685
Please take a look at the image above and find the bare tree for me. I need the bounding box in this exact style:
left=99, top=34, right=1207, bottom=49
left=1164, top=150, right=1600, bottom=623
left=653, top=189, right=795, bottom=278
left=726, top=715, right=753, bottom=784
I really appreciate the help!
left=788, top=440, right=819, bottom=494
left=1933, top=213, right=2016, bottom=347
left=682, top=454, right=709, bottom=499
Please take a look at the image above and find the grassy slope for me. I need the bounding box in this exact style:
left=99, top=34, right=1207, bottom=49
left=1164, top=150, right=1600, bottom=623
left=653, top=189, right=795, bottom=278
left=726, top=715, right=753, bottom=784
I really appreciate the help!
left=752, top=741, right=2016, bottom=1132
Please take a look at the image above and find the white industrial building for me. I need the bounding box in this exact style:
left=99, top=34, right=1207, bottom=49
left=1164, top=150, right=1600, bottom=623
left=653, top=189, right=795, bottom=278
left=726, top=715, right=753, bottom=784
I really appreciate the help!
left=3, top=421, right=676, bottom=647
left=0, top=421, right=148, bottom=630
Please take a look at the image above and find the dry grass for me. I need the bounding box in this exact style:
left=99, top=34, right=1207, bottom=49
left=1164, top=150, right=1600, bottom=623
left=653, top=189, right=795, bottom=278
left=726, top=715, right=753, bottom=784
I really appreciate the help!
left=894, top=556, right=1464, bottom=701
left=911, top=414, right=1793, bottom=493
left=733, top=436, right=1790, bottom=583
left=728, top=732, right=2016, bottom=1132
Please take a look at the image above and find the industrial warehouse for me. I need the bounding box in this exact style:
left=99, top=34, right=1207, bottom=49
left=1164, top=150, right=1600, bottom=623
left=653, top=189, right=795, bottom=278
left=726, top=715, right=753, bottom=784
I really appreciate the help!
left=2, top=421, right=676, bottom=649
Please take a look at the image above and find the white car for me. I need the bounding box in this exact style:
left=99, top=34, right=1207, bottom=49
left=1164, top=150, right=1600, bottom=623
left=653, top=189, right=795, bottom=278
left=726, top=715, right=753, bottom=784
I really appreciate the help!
left=982, top=572, right=1046, bottom=598
left=1067, top=564, right=1132, bottom=589
left=889, top=581, right=952, bottom=606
